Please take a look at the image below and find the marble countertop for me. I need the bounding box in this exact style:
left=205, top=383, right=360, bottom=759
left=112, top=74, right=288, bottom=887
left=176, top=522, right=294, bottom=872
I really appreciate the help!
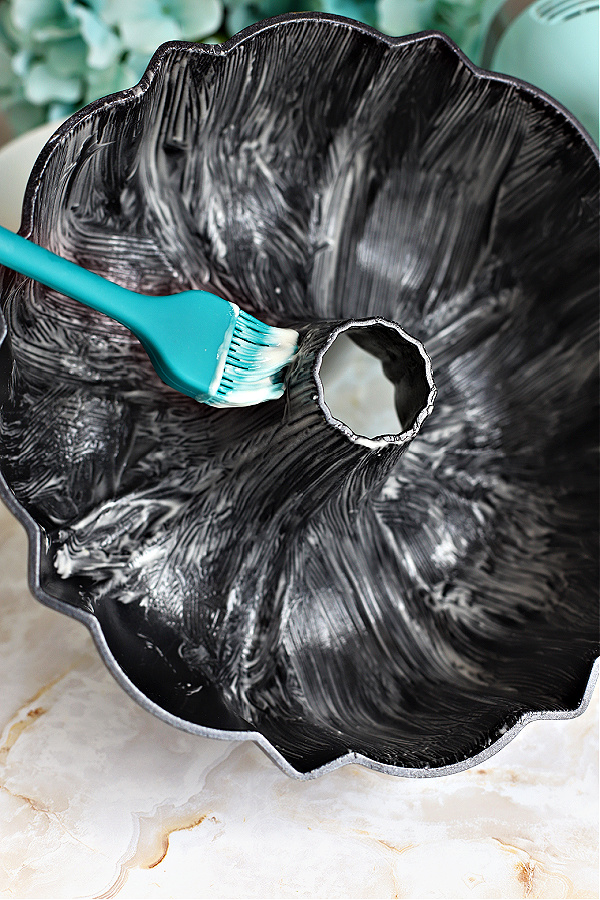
left=0, top=121, right=598, bottom=900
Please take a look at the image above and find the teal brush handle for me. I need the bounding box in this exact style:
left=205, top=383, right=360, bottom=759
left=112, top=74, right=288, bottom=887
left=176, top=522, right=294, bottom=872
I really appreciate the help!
left=0, top=225, right=238, bottom=401
left=0, top=224, right=150, bottom=327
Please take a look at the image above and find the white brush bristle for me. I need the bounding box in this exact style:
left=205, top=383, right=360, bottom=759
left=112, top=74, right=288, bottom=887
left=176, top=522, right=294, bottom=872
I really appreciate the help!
left=207, top=310, right=298, bottom=408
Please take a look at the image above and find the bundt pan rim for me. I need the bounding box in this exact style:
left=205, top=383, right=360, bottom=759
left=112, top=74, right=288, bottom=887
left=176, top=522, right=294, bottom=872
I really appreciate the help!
left=0, top=12, right=598, bottom=779
left=14, top=13, right=600, bottom=245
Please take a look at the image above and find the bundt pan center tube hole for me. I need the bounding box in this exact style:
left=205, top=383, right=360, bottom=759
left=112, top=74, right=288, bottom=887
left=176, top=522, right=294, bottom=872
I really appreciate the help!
left=317, top=320, right=435, bottom=442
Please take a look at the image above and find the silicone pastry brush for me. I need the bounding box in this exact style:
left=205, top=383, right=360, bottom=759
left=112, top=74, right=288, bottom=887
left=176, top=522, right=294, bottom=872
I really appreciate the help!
left=0, top=225, right=298, bottom=407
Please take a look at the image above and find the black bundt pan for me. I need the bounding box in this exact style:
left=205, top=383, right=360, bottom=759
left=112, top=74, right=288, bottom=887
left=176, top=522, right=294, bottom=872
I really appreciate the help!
left=0, top=13, right=598, bottom=778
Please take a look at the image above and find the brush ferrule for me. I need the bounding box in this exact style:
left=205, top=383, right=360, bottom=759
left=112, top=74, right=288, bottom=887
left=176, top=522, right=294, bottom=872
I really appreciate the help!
left=207, top=310, right=298, bottom=407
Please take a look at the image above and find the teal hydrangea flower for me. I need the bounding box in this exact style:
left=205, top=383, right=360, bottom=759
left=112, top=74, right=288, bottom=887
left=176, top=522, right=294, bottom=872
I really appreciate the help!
left=0, top=0, right=223, bottom=135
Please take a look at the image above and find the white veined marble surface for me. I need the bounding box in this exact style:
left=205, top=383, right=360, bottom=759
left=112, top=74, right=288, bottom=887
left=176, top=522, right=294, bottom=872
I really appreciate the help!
left=0, top=124, right=598, bottom=900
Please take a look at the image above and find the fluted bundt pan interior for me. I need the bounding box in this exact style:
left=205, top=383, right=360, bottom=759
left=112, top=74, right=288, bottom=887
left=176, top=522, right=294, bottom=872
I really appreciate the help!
left=0, top=13, right=598, bottom=777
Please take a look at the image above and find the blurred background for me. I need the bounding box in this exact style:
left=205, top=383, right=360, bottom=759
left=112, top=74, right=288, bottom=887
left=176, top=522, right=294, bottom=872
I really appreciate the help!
left=0, top=0, right=597, bottom=146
